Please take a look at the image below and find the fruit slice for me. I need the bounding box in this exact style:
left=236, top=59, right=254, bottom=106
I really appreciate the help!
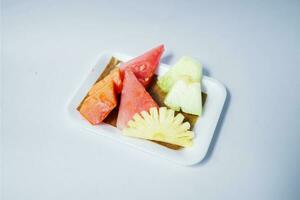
left=108, top=68, right=123, bottom=93
left=123, top=107, right=194, bottom=147
left=89, top=68, right=122, bottom=95
left=78, top=68, right=122, bottom=125
left=157, top=56, right=202, bottom=92
left=164, top=78, right=202, bottom=116
left=116, top=70, right=158, bottom=129
left=79, top=80, right=117, bottom=125
left=120, top=45, right=164, bottom=87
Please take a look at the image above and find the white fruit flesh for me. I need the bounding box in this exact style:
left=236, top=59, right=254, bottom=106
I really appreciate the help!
left=123, top=107, right=194, bottom=147
left=164, top=79, right=202, bottom=116
left=157, top=56, right=202, bottom=93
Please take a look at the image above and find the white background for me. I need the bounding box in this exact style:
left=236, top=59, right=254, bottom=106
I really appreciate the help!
left=2, top=0, right=300, bottom=199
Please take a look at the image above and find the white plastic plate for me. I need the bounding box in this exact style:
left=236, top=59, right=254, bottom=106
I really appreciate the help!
left=67, top=52, right=227, bottom=166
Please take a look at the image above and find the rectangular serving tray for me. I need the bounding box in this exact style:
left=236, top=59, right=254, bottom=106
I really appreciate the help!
left=67, top=52, right=227, bottom=166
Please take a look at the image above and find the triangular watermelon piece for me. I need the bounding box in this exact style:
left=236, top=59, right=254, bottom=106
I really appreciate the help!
left=117, top=70, right=158, bottom=129
left=120, top=45, right=164, bottom=87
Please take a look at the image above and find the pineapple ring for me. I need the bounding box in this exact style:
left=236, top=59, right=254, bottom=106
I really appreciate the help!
left=123, top=107, right=194, bottom=147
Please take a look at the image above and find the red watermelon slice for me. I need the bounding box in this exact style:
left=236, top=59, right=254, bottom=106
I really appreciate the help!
left=117, top=70, right=158, bottom=129
left=120, top=45, right=164, bottom=87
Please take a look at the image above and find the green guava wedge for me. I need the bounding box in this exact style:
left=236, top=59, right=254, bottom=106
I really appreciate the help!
left=164, top=78, right=202, bottom=116
left=157, top=56, right=202, bottom=93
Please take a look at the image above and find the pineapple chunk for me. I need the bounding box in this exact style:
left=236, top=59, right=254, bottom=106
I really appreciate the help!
left=123, top=107, right=194, bottom=147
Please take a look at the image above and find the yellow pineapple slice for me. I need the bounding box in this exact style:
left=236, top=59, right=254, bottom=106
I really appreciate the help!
left=123, top=107, right=194, bottom=147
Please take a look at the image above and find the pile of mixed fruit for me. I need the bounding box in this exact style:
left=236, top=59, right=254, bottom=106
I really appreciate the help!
left=77, top=45, right=204, bottom=148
